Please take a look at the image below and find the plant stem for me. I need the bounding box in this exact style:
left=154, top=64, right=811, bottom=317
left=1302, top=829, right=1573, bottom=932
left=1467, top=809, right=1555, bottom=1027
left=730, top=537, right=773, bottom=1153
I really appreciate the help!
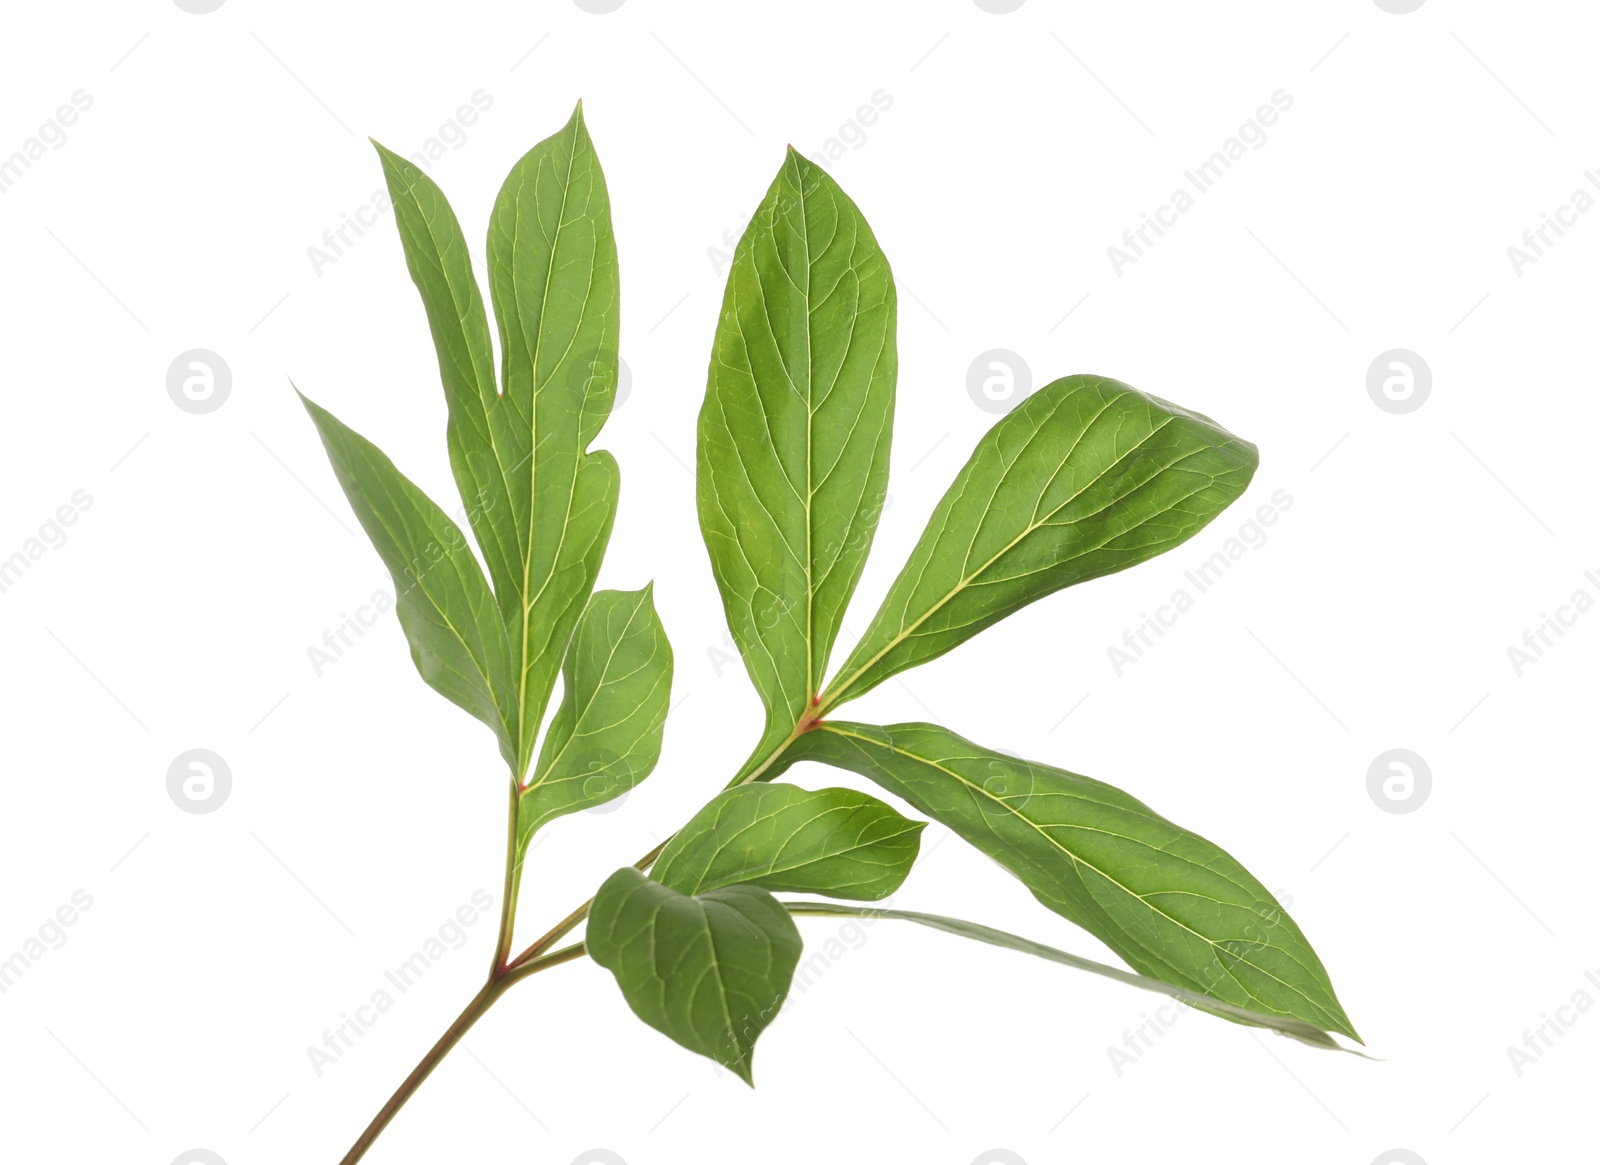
left=503, top=940, right=586, bottom=984
left=337, top=942, right=585, bottom=1165
left=337, top=976, right=508, bottom=1165
left=502, top=718, right=824, bottom=975
left=491, top=773, right=521, bottom=974
left=344, top=717, right=820, bottom=1161
left=504, top=837, right=669, bottom=972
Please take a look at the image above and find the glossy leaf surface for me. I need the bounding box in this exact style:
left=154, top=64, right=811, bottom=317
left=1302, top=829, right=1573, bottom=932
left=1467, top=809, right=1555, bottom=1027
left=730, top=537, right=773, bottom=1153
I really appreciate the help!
left=376, top=102, right=621, bottom=776
left=698, top=149, right=896, bottom=776
left=788, top=720, right=1357, bottom=1039
left=518, top=586, right=672, bottom=848
left=782, top=901, right=1347, bottom=1050
left=588, top=867, right=802, bottom=1083
left=822, top=376, right=1256, bottom=710
left=652, top=783, right=922, bottom=900
left=300, top=393, right=517, bottom=766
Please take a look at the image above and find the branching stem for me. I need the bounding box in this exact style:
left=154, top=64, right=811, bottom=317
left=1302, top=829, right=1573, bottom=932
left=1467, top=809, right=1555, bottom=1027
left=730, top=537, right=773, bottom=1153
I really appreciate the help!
left=342, top=715, right=819, bottom=1163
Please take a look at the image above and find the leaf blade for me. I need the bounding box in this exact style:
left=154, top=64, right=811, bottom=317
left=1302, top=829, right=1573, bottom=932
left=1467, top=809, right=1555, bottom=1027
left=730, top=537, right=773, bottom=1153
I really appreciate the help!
left=299, top=392, right=516, bottom=766
left=372, top=140, right=522, bottom=618
left=652, top=783, right=923, bottom=900
left=486, top=103, right=623, bottom=776
left=781, top=901, right=1349, bottom=1051
left=587, top=867, right=802, bottom=1083
left=698, top=150, right=897, bottom=775
left=518, top=586, right=673, bottom=847
left=788, top=720, right=1358, bottom=1040
left=821, top=376, right=1257, bottom=709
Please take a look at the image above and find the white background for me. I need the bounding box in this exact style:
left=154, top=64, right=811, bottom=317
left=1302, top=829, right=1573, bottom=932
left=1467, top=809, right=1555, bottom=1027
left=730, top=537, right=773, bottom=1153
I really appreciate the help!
left=1, top=2, right=1594, bottom=1164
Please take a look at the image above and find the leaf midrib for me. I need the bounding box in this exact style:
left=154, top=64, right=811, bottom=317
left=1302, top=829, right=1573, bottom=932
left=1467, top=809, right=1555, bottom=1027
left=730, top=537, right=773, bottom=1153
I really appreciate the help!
left=816, top=723, right=1342, bottom=1026
left=819, top=390, right=1157, bottom=709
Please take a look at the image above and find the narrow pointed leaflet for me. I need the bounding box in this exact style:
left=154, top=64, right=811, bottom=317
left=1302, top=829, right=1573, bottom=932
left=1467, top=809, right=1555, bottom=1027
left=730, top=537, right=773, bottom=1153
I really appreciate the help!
left=819, top=376, right=1257, bottom=711
left=698, top=149, right=896, bottom=778
left=781, top=901, right=1346, bottom=1050
left=372, top=141, right=517, bottom=610
left=787, top=721, right=1358, bottom=1040
left=299, top=393, right=517, bottom=767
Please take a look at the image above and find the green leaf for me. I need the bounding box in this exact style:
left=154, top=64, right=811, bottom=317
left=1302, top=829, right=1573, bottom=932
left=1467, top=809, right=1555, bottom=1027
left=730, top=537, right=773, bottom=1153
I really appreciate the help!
left=487, top=103, right=622, bottom=776
left=697, top=149, right=897, bottom=778
left=377, top=102, right=621, bottom=778
left=371, top=140, right=514, bottom=612
left=781, top=901, right=1350, bottom=1051
left=787, top=721, right=1358, bottom=1040
left=298, top=392, right=517, bottom=766
left=518, top=586, right=673, bottom=848
left=587, top=866, right=802, bottom=1083
left=819, top=376, right=1257, bottom=711
left=651, top=783, right=923, bottom=900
